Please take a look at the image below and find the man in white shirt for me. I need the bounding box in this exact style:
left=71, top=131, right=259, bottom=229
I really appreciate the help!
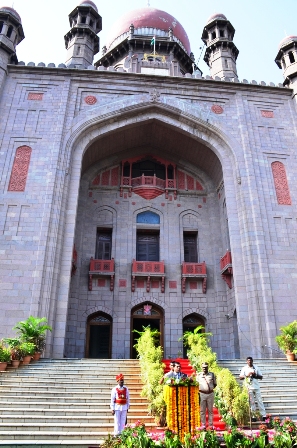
left=110, top=373, right=130, bottom=435
left=239, top=356, right=266, bottom=421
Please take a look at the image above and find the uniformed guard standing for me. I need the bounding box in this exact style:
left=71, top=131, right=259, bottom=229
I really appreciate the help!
left=197, top=362, right=217, bottom=427
left=110, top=373, right=130, bottom=435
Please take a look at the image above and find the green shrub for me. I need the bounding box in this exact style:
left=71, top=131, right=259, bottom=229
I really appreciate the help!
left=133, top=326, right=166, bottom=424
left=0, top=342, right=11, bottom=362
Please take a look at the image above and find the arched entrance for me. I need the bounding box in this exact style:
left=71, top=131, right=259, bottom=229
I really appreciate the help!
left=182, top=313, right=205, bottom=358
left=131, top=302, right=164, bottom=358
left=86, top=312, right=112, bottom=358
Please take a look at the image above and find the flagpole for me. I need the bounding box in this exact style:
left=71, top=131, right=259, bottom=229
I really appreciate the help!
left=154, top=35, right=156, bottom=56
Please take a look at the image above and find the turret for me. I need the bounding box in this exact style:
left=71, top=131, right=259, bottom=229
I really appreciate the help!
left=201, top=13, right=239, bottom=79
left=64, top=0, right=102, bottom=68
left=0, top=6, right=24, bottom=90
left=275, top=36, right=297, bottom=91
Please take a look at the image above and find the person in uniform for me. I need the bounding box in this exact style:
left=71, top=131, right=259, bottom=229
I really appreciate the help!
left=239, top=356, right=266, bottom=421
left=110, top=373, right=130, bottom=435
left=197, top=362, right=217, bottom=427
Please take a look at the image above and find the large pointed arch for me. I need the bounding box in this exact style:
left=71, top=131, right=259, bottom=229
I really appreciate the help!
left=44, top=98, right=246, bottom=358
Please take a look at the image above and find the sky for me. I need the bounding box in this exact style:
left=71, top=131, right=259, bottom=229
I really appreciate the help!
left=5, top=0, right=297, bottom=84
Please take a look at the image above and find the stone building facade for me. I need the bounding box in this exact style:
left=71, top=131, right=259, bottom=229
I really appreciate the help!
left=0, top=1, right=297, bottom=359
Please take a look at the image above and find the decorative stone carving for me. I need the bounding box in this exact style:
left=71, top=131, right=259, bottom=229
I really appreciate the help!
left=85, top=95, right=97, bottom=105
left=8, top=146, right=32, bottom=192
left=149, top=89, right=161, bottom=103
left=211, top=105, right=224, bottom=114
left=271, top=161, right=292, bottom=205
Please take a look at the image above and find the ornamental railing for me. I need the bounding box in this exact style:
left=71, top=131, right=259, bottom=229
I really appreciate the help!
left=220, top=250, right=232, bottom=272
left=181, top=262, right=207, bottom=276
left=121, top=175, right=176, bottom=189
left=89, top=258, right=115, bottom=273
left=132, top=260, right=165, bottom=274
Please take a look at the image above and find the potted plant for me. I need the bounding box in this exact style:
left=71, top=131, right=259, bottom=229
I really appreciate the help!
left=0, top=342, right=11, bottom=371
left=19, top=342, right=36, bottom=365
left=13, top=316, right=52, bottom=359
left=275, top=320, right=297, bottom=361
left=3, top=337, right=22, bottom=368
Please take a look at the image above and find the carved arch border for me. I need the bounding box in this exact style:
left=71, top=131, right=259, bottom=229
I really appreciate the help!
left=179, top=308, right=210, bottom=321
left=82, top=305, right=117, bottom=319
left=130, top=296, right=166, bottom=311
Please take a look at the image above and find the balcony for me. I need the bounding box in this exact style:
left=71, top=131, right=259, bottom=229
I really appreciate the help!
left=131, top=259, right=165, bottom=293
left=220, top=251, right=232, bottom=289
left=121, top=174, right=177, bottom=200
left=89, top=258, right=115, bottom=291
left=181, top=262, right=207, bottom=293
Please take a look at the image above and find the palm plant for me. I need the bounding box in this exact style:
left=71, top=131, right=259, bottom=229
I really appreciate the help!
left=13, top=316, right=52, bottom=353
left=275, top=320, right=297, bottom=354
left=3, top=337, right=22, bottom=360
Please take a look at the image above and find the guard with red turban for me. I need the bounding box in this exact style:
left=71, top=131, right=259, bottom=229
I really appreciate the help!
left=110, top=373, right=130, bottom=435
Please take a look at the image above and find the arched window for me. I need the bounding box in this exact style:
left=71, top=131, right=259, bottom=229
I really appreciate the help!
left=289, top=51, right=295, bottom=64
left=137, top=211, right=160, bottom=224
left=86, top=312, right=112, bottom=358
left=6, top=25, right=13, bottom=38
left=182, top=314, right=205, bottom=358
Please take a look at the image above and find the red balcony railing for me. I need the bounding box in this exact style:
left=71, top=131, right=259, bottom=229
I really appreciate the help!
left=220, top=251, right=232, bottom=272
left=181, top=262, right=207, bottom=294
left=132, top=259, right=165, bottom=293
left=122, top=175, right=176, bottom=190
left=90, top=258, right=115, bottom=273
left=181, top=262, right=207, bottom=276
left=89, top=258, right=115, bottom=292
left=220, top=251, right=232, bottom=289
left=132, top=260, right=165, bottom=274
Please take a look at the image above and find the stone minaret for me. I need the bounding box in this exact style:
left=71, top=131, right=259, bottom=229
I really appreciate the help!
left=0, top=6, right=24, bottom=92
left=64, top=0, right=102, bottom=68
left=201, top=13, right=239, bottom=79
left=275, top=36, right=297, bottom=95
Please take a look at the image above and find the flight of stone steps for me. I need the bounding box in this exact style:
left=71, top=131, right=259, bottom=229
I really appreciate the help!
left=0, top=359, right=156, bottom=448
left=218, top=358, right=297, bottom=420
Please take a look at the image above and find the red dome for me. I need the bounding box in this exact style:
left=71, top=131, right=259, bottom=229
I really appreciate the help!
left=207, top=13, right=227, bottom=24
left=278, top=35, right=297, bottom=48
left=106, top=7, right=191, bottom=54
left=0, top=6, right=21, bottom=22
left=78, top=0, right=98, bottom=12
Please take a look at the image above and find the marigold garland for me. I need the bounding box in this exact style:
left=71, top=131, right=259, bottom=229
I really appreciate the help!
left=164, top=385, right=200, bottom=441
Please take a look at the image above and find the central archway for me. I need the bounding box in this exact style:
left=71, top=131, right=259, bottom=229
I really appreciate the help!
left=131, top=302, right=164, bottom=358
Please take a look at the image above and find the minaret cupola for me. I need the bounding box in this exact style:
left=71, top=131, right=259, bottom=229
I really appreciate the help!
left=275, top=36, right=297, bottom=88
left=0, top=6, right=24, bottom=64
left=64, top=0, right=102, bottom=68
left=201, top=13, right=239, bottom=79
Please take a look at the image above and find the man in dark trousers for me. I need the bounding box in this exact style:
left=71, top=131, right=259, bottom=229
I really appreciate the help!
left=197, top=362, right=217, bottom=427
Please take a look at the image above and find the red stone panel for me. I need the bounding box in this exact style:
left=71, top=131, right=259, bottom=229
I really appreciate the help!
left=190, top=281, right=197, bottom=290
left=196, top=181, right=203, bottom=191
left=101, top=170, right=110, bottom=185
left=186, top=175, right=194, bottom=190
left=211, top=105, right=224, bottom=114
left=111, top=167, right=119, bottom=186
left=85, top=95, right=97, bottom=105
left=271, top=161, right=292, bottom=205
left=8, top=146, right=32, bottom=192
left=119, top=279, right=127, bottom=287
left=98, top=279, right=106, bottom=287
left=261, top=110, right=274, bottom=118
left=137, top=280, right=145, bottom=288
left=151, top=280, right=159, bottom=288
left=92, top=174, right=100, bottom=185
left=169, top=281, right=177, bottom=289
left=203, top=197, right=207, bottom=203
left=28, top=92, right=43, bottom=101
left=177, top=170, right=185, bottom=189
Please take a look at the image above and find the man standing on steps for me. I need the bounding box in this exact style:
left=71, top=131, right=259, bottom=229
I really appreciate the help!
left=197, top=362, right=217, bottom=427
left=110, top=373, right=130, bottom=435
left=239, top=356, right=267, bottom=422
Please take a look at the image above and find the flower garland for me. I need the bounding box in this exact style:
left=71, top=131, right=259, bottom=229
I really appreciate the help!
left=163, top=385, right=200, bottom=441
